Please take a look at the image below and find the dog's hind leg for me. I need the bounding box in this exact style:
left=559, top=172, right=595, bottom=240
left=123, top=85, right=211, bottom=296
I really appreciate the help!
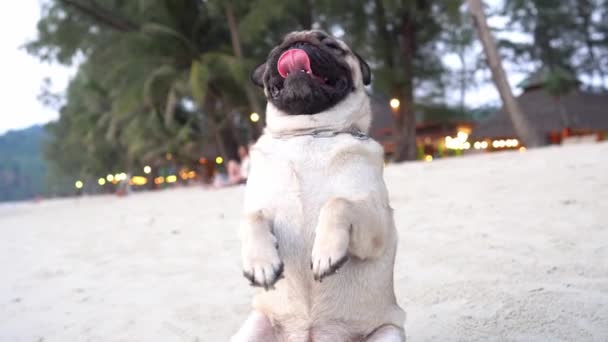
left=231, top=310, right=278, bottom=342
left=364, top=325, right=405, bottom=342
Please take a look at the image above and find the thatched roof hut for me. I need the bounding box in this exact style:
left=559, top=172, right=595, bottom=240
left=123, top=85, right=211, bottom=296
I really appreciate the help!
left=472, top=75, right=608, bottom=143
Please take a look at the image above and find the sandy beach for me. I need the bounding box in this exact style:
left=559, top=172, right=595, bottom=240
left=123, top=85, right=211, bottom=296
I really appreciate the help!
left=1, top=142, right=607, bottom=341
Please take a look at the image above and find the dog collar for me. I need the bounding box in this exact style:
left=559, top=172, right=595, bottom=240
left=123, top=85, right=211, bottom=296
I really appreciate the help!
left=268, top=126, right=369, bottom=140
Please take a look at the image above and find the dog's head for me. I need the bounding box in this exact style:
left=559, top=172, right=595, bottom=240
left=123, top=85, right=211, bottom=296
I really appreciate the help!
left=252, top=30, right=372, bottom=134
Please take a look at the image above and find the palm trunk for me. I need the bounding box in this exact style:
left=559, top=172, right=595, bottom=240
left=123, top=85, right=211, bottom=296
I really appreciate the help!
left=393, top=13, right=417, bottom=162
left=467, top=0, right=542, bottom=147
left=374, top=0, right=416, bottom=162
left=302, top=0, right=313, bottom=29
left=225, top=2, right=263, bottom=139
left=458, top=48, right=467, bottom=113
left=164, top=85, right=178, bottom=127
left=210, top=119, right=228, bottom=160
left=201, top=92, right=228, bottom=159
left=373, top=0, right=394, bottom=70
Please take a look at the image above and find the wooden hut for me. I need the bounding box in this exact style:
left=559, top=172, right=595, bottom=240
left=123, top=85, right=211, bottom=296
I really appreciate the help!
left=369, top=95, right=474, bottom=158
left=472, top=72, right=608, bottom=147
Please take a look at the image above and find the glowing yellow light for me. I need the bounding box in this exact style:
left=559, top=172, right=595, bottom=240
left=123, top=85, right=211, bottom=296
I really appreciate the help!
left=512, top=139, right=519, bottom=147
left=188, top=171, right=196, bottom=179
left=106, top=174, right=114, bottom=182
left=445, top=132, right=470, bottom=150
left=457, top=131, right=469, bottom=141
left=519, top=146, right=527, bottom=152
left=143, top=166, right=152, bottom=174
left=115, top=173, right=127, bottom=181
left=131, top=176, right=148, bottom=186
left=457, top=126, right=472, bottom=135
left=215, top=156, right=224, bottom=165
left=481, top=141, right=489, bottom=149
left=154, top=176, right=165, bottom=185
left=424, top=155, right=433, bottom=162
left=75, top=180, right=84, bottom=189
left=492, top=140, right=500, bottom=148
left=98, top=178, right=106, bottom=186
left=166, top=175, right=178, bottom=183
left=250, top=112, right=260, bottom=123
left=389, top=98, right=400, bottom=109
left=473, top=142, right=481, bottom=150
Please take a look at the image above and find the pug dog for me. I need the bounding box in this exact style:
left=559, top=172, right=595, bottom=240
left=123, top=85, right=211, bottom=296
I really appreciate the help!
left=232, top=30, right=405, bottom=342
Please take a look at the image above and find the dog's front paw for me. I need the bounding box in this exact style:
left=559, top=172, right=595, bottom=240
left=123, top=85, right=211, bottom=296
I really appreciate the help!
left=311, top=226, right=350, bottom=282
left=242, top=234, right=284, bottom=290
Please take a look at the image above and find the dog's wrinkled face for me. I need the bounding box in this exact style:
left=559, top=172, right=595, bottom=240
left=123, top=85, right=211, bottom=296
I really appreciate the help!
left=252, top=30, right=371, bottom=115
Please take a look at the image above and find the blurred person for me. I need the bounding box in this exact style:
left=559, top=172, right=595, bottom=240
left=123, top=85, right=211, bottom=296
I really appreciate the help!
left=238, top=145, right=250, bottom=182
left=116, top=173, right=131, bottom=197
left=212, top=171, right=229, bottom=188
left=227, top=159, right=243, bottom=185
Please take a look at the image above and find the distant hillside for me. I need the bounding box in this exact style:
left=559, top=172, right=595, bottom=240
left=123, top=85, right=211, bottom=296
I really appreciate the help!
left=0, top=125, right=47, bottom=202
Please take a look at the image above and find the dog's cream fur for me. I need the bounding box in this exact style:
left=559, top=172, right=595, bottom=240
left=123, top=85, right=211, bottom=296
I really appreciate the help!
left=233, top=31, right=405, bottom=342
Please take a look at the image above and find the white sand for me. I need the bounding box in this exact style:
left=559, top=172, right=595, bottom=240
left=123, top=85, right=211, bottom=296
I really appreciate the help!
left=1, top=142, right=607, bottom=341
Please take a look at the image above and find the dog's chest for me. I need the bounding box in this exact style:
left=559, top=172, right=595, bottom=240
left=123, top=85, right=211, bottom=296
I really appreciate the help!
left=274, top=141, right=326, bottom=190
left=247, top=133, right=373, bottom=213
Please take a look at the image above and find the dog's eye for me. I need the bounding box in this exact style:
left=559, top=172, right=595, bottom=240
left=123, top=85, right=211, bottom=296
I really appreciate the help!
left=325, top=42, right=342, bottom=52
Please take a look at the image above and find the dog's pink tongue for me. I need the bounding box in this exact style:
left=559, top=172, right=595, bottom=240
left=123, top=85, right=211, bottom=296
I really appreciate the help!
left=277, top=49, right=311, bottom=78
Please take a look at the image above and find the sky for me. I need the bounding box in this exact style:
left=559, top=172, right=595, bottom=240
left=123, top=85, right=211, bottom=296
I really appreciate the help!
left=0, top=0, right=527, bottom=135
left=0, top=1, right=75, bottom=135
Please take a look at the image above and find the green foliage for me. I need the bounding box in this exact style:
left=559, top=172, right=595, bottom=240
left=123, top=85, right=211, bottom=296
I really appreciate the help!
left=316, top=0, right=464, bottom=98
left=543, top=67, right=580, bottom=97
left=501, top=0, right=608, bottom=89
left=238, top=0, right=289, bottom=43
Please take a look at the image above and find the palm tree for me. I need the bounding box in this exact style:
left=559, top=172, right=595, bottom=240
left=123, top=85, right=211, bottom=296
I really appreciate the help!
left=467, top=0, right=542, bottom=147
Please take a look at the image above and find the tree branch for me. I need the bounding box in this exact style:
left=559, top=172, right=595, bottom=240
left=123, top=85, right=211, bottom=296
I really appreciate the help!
left=60, top=0, right=139, bottom=32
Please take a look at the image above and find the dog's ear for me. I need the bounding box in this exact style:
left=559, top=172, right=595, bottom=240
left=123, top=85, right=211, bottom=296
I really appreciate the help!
left=251, top=63, right=266, bottom=88
left=354, top=52, right=371, bottom=85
